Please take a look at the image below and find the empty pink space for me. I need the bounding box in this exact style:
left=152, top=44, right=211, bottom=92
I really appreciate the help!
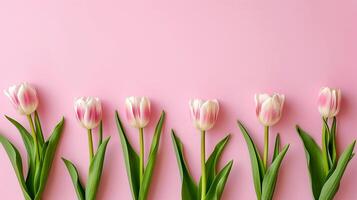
left=0, top=0, right=356, bottom=199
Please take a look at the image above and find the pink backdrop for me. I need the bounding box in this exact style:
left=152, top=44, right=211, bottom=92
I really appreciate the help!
left=0, top=0, right=356, bottom=199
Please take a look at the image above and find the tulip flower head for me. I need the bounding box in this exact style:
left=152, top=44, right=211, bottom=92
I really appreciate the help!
left=4, top=82, right=39, bottom=115
left=255, top=93, right=285, bottom=126
left=189, top=99, right=219, bottom=131
left=318, top=87, right=341, bottom=118
left=74, top=97, right=102, bottom=129
left=125, top=96, right=151, bottom=128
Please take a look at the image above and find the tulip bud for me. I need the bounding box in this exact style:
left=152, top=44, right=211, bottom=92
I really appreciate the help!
left=189, top=99, right=219, bottom=131
left=125, top=96, right=151, bottom=128
left=318, top=87, right=341, bottom=118
left=74, top=97, right=102, bottom=129
left=4, top=83, right=39, bottom=115
left=255, top=93, right=285, bottom=126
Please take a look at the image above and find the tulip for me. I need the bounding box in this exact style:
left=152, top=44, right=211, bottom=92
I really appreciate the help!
left=189, top=98, right=219, bottom=200
left=255, top=93, right=285, bottom=169
left=125, top=96, right=151, bottom=183
left=125, top=96, right=151, bottom=129
left=4, top=82, right=39, bottom=115
left=255, top=93, right=285, bottom=127
left=74, top=97, right=102, bottom=161
left=318, top=87, right=341, bottom=118
left=74, top=97, right=102, bottom=130
left=4, top=82, right=41, bottom=163
left=189, top=99, right=219, bottom=131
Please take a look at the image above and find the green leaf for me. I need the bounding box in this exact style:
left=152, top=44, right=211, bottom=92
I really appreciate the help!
left=272, top=134, right=281, bottom=162
left=138, top=111, right=165, bottom=200
left=238, top=121, right=265, bottom=200
left=34, top=117, right=65, bottom=200
left=205, top=160, right=234, bottom=200
left=115, top=111, right=140, bottom=200
left=62, top=158, right=85, bottom=200
left=0, top=134, right=32, bottom=200
left=98, top=121, right=103, bottom=148
left=171, top=130, right=198, bottom=200
left=85, top=137, right=110, bottom=200
left=261, top=145, right=289, bottom=200
left=328, top=117, right=337, bottom=165
left=34, top=111, right=45, bottom=147
left=296, top=125, right=326, bottom=200
left=198, top=134, right=231, bottom=198
left=205, top=135, right=230, bottom=192
left=319, top=141, right=356, bottom=200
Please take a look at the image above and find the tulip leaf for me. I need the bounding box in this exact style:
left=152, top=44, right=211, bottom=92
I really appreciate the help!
left=318, top=141, right=356, bottom=200
left=62, top=158, right=85, bottom=200
left=98, top=121, right=103, bottom=148
left=238, top=121, right=265, bottom=200
left=34, top=117, right=64, bottom=200
left=272, top=134, right=281, bottom=162
left=85, top=137, right=110, bottom=200
left=205, top=160, right=234, bottom=200
left=34, top=111, right=45, bottom=148
left=171, top=131, right=198, bottom=200
left=296, top=125, right=326, bottom=200
left=0, top=134, right=32, bottom=200
left=328, top=117, right=337, bottom=165
left=115, top=111, right=140, bottom=200
left=261, top=145, right=289, bottom=200
left=138, top=111, right=165, bottom=200
left=198, top=134, right=231, bottom=198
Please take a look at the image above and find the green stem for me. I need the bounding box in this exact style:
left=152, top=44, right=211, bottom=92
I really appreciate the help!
left=263, top=126, right=269, bottom=170
left=322, top=118, right=330, bottom=175
left=201, top=130, right=206, bottom=200
left=139, top=128, right=144, bottom=184
left=87, top=129, right=94, bottom=162
left=27, top=114, right=40, bottom=164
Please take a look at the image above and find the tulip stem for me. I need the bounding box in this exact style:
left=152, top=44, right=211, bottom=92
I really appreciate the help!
left=87, top=129, right=94, bottom=162
left=139, top=128, right=145, bottom=184
left=201, top=130, right=206, bottom=200
left=263, top=126, right=269, bottom=170
left=27, top=115, right=40, bottom=164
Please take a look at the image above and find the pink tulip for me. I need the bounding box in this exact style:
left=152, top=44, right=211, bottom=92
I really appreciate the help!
left=255, top=93, right=285, bottom=126
left=74, top=97, right=102, bottom=129
left=318, top=87, right=341, bottom=118
left=125, top=96, right=151, bottom=128
left=4, top=83, right=39, bottom=115
left=189, top=99, right=219, bottom=131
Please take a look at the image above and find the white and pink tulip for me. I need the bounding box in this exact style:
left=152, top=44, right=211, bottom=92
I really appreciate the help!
left=74, top=97, right=102, bottom=129
left=125, top=96, right=151, bottom=128
left=255, top=93, right=285, bottom=126
left=4, top=82, right=39, bottom=115
left=189, top=99, right=219, bottom=131
left=318, top=87, right=341, bottom=118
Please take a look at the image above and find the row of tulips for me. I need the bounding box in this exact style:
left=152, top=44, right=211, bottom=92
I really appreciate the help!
left=0, top=83, right=355, bottom=200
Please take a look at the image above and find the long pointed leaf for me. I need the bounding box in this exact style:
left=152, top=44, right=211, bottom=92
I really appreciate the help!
left=85, top=138, right=110, bottom=200
left=138, top=111, right=165, bottom=200
left=171, top=130, right=198, bottom=200
left=34, top=117, right=64, bottom=200
left=319, top=141, right=355, bottom=200
left=272, top=134, right=281, bottom=162
left=34, top=111, right=45, bottom=147
left=296, top=125, right=325, bottom=200
left=115, top=111, right=140, bottom=200
left=329, top=117, right=337, bottom=165
left=238, top=121, right=264, bottom=200
left=261, top=145, right=289, bottom=200
left=62, top=158, right=85, bottom=200
left=205, top=160, right=234, bottom=200
left=0, top=134, right=32, bottom=200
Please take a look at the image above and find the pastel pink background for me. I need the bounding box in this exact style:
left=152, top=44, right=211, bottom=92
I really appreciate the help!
left=0, top=0, right=356, bottom=199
